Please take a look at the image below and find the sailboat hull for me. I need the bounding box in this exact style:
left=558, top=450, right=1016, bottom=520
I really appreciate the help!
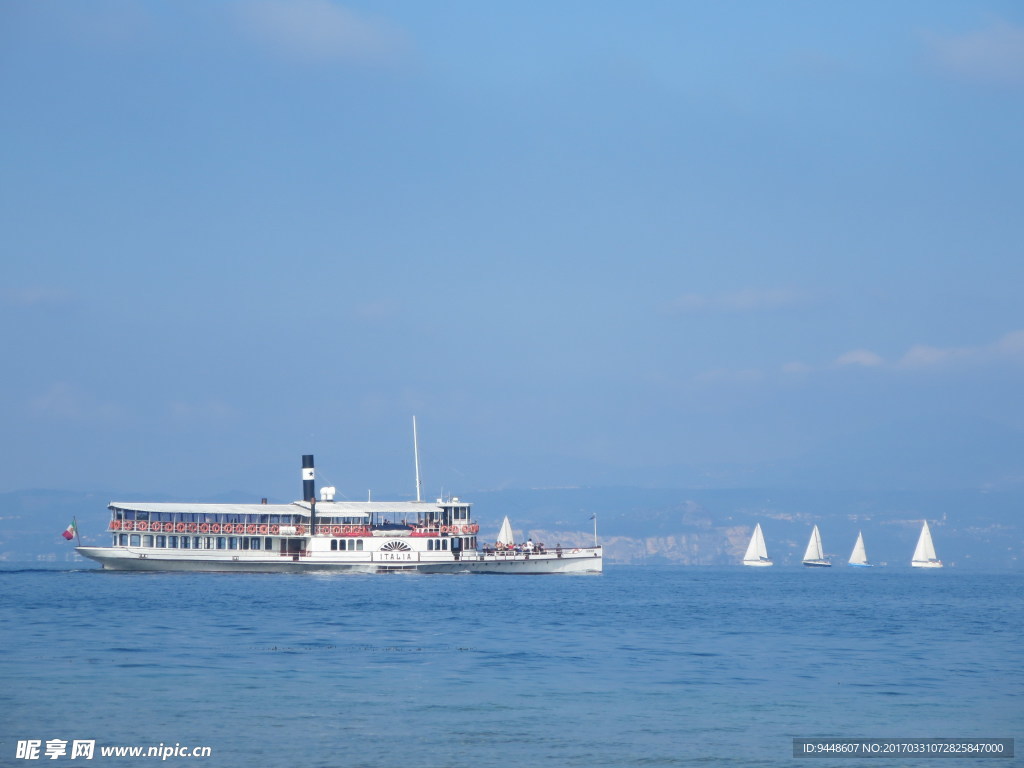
left=802, top=560, right=831, bottom=567
left=912, top=560, right=943, bottom=568
left=847, top=562, right=873, bottom=567
left=742, top=559, right=773, bottom=567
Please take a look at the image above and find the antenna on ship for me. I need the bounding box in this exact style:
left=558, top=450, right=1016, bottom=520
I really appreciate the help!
left=413, top=416, right=423, bottom=502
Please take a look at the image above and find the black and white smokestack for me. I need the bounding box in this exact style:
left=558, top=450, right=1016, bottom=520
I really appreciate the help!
left=302, top=455, right=315, bottom=501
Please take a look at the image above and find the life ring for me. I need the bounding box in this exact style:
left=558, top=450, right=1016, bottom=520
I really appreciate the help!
left=259, top=525, right=269, bottom=535
left=296, top=525, right=306, bottom=535
left=330, top=525, right=341, bottom=536
left=164, top=522, right=174, bottom=533
left=270, top=524, right=280, bottom=535
left=186, top=523, right=198, bottom=533
left=461, top=525, right=469, bottom=534
left=211, top=523, right=221, bottom=534
left=110, top=520, right=121, bottom=530
left=176, top=522, right=186, bottom=533
left=137, top=521, right=150, bottom=532
left=199, top=523, right=210, bottom=533
left=244, top=524, right=255, bottom=534
left=470, top=524, right=478, bottom=534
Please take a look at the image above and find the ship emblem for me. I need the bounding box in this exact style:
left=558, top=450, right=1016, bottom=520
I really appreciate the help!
left=380, top=541, right=411, bottom=552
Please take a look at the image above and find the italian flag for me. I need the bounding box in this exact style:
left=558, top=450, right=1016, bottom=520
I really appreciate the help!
left=62, top=519, right=77, bottom=541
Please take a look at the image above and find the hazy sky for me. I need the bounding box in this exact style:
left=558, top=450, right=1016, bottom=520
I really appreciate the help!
left=2, top=1, right=1022, bottom=500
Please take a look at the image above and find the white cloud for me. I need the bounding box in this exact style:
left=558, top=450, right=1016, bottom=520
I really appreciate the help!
left=693, top=330, right=1024, bottom=388
left=666, top=287, right=804, bottom=314
left=927, top=20, right=1024, bottom=85
left=898, top=344, right=968, bottom=369
left=834, top=349, right=884, bottom=368
left=898, top=330, right=1024, bottom=370
left=233, top=0, right=407, bottom=64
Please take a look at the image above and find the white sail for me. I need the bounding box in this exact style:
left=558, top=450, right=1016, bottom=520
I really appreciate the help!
left=496, top=516, right=515, bottom=547
left=802, top=525, right=830, bottom=566
left=742, top=523, right=772, bottom=566
left=848, top=531, right=870, bottom=566
left=911, top=521, right=942, bottom=567
left=803, top=525, right=823, bottom=561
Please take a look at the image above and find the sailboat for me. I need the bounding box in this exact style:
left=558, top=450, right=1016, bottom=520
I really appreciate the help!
left=847, top=531, right=872, bottom=567
left=496, top=516, right=515, bottom=548
left=742, top=523, right=772, bottom=567
left=802, top=525, right=831, bottom=567
left=911, top=520, right=943, bottom=568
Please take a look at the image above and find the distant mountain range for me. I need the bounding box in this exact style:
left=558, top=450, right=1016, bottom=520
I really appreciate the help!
left=2, top=486, right=1021, bottom=568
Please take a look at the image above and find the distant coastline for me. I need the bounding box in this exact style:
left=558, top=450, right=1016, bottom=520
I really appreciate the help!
left=2, top=486, right=1021, bottom=568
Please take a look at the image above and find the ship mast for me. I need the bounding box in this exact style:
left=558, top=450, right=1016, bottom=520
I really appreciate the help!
left=413, top=416, right=422, bottom=503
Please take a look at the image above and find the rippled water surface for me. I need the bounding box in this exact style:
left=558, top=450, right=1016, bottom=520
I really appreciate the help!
left=1, top=565, right=1020, bottom=767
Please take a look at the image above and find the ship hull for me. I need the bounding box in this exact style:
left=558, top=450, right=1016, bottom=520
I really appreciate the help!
left=76, top=546, right=602, bottom=574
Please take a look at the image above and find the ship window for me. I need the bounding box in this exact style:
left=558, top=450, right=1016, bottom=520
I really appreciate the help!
left=156, top=535, right=166, bottom=548
left=168, top=536, right=178, bottom=549
left=442, top=539, right=448, bottom=551
left=130, top=534, right=140, bottom=547
left=227, top=537, right=237, bottom=549
left=216, top=537, right=226, bottom=550
left=119, top=534, right=128, bottom=546
left=180, top=537, right=190, bottom=549
left=249, top=538, right=260, bottom=550
left=111, top=535, right=117, bottom=546
left=427, top=540, right=433, bottom=551
left=330, top=540, right=337, bottom=551
left=356, top=539, right=363, bottom=551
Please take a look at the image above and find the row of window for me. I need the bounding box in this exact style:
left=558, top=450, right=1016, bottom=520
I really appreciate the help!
left=113, top=533, right=479, bottom=553
left=426, top=537, right=477, bottom=550
left=115, top=534, right=278, bottom=550
left=114, top=512, right=308, bottom=524
left=329, top=539, right=364, bottom=551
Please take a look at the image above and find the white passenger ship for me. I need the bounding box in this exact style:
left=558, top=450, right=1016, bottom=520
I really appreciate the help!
left=76, top=453, right=602, bottom=574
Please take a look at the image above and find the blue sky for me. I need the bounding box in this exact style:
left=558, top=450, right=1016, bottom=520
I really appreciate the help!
left=2, top=1, right=1022, bottom=500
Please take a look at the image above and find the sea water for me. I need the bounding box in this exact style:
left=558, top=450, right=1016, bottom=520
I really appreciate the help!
left=0, top=565, right=1020, bottom=767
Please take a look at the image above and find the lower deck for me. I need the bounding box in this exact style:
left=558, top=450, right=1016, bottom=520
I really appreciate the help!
left=76, top=545, right=603, bottom=574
